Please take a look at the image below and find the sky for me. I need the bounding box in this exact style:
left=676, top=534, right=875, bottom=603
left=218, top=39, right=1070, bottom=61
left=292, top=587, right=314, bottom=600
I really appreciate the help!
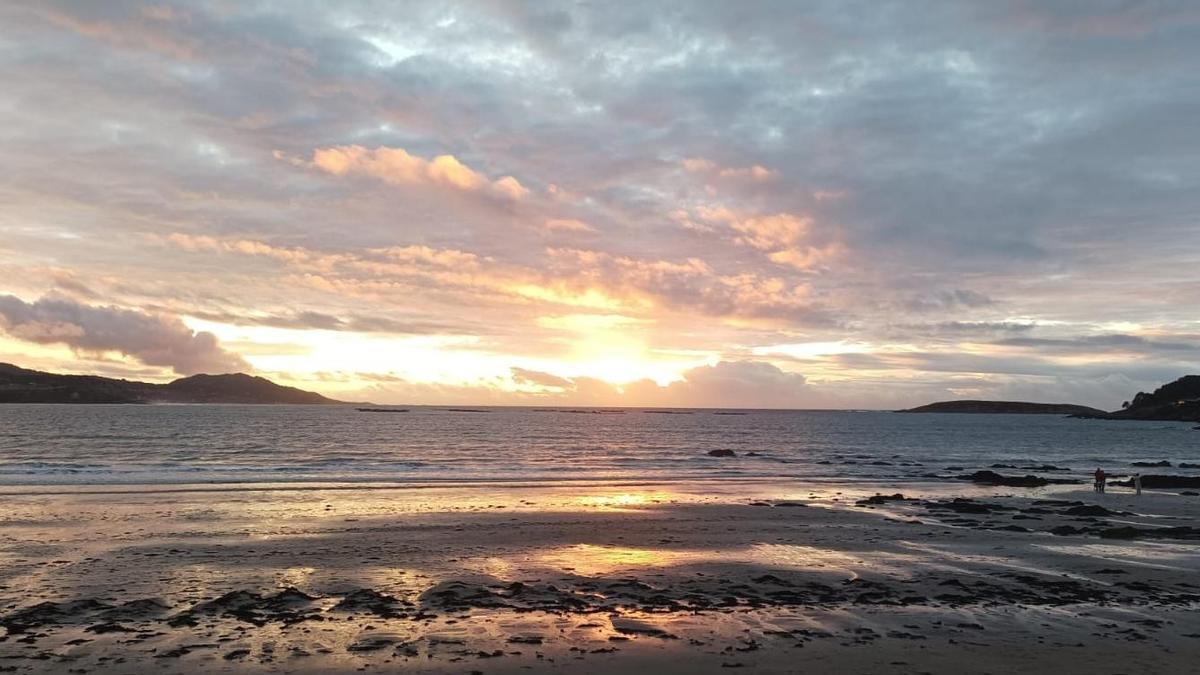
left=1, top=1, right=1199, bottom=409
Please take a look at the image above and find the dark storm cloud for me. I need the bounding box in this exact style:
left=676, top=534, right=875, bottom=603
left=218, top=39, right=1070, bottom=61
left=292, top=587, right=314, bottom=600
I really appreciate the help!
left=0, top=294, right=248, bottom=374
left=995, top=334, right=1200, bottom=354
left=187, top=309, right=469, bottom=336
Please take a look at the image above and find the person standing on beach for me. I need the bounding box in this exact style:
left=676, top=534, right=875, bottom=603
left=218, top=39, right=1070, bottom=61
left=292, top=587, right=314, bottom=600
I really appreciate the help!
left=1094, top=467, right=1106, bottom=493
left=1133, top=473, right=1142, bottom=496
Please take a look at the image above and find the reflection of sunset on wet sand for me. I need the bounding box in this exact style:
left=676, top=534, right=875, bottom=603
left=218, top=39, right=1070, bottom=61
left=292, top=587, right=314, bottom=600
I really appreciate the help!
left=3, top=483, right=1200, bottom=672
left=573, top=492, right=675, bottom=511
left=535, top=543, right=873, bottom=579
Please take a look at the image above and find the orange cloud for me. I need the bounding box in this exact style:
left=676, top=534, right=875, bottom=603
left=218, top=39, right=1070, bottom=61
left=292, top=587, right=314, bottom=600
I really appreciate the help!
left=692, top=207, right=843, bottom=271
left=544, top=218, right=595, bottom=232
left=305, top=145, right=528, bottom=200
left=683, top=158, right=776, bottom=181
left=158, top=233, right=317, bottom=265
left=155, top=232, right=822, bottom=325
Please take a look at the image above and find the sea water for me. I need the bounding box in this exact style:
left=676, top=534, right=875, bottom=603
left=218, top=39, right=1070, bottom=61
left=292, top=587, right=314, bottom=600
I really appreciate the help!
left=0, top=404, right=1195, bottom=486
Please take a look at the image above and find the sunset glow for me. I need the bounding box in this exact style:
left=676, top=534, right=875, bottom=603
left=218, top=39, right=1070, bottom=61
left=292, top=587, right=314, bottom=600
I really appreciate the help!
left=1, top=2, right=1198, bottom=408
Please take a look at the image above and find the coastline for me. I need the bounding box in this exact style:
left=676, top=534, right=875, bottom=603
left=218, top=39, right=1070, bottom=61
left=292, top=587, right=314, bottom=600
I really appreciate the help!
left=1, top=479, right=1197, bottom=673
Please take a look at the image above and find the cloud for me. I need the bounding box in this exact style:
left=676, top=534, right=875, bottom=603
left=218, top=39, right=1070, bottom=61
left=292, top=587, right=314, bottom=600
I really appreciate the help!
left=345, top=360, right=817, bottom=408
left=905, top=289, right=995, bottom=313
left=682, top=158, right=775, bottom=181
left=691, top=207, right=844, bottom=270
left=187, top=308, right=468, bottom=336
left=510, top=366, right=573, bottom=389
left=0, top=294, right=248, bottom=375
left=4, top=2, right=1200, bottom=409
left=642, top=361, right=813, bottom=408
left=544, top=218, right=595, bottom=232
left=157, top=231, right=831, bottom=326
left=305, top=145, right=529, bottom=200
left=994, top=333, right=1200, bottom=354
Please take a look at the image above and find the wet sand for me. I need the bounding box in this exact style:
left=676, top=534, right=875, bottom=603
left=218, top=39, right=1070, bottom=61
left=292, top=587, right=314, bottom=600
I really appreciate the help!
left=1, top=480, right=1198, bottom=673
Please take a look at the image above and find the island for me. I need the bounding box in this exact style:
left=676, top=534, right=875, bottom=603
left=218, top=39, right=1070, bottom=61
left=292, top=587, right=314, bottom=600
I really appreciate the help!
left=898, top=400, right=1107, bottom=416
left=0, top=362, right=342, bottom=404
left=900, top=375, right=1200, bottom=422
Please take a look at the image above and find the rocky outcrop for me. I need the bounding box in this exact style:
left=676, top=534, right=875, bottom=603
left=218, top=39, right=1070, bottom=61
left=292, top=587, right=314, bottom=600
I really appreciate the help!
left=899, top=400, right=1106, bottom=416
left=1091, top=376, right=1200, bottom=422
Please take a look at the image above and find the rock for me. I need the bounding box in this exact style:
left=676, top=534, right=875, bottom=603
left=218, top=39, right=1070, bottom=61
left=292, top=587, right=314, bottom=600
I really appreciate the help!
left=84, top=622, right=134, bottom=634
left=925, top=498, right=1007, bottom=514
left=707, top=449, right=737, bottom=457
left=261, top=587, right=319, bottom=610
left=1112, top=475, right=1200, bottom=489
left=1050, top=525, right=1082, bottom=536
left=1099, top=526, right=1141, bottom=539
left=331, top=588, right=408, bottom=618
left=172, top=588, right=321, bottom=627
left=750, top=575, right=794, bottom=586
left=1064, top=505, right=1119, bottom=517
left=956, top=470, right=1079, bottom=487
left=419, top=579, right=593, bottom=612
left=0, top=599, right=112, bottom=633
left=1154, top=527, right=1200, bottom=540
left=347, top=634, right=401, bottom=652
left=856, top=493, right=907, bottom=506
left=99, top=598, right=171, bottom=621
left=610, top=616, right=676, bottom=638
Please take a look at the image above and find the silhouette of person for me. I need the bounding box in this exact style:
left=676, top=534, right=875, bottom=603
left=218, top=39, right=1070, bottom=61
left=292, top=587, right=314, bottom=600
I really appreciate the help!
left=1094, top=467, right=1107, bottom=493
left=1133, top=472, right=1142, bottom=496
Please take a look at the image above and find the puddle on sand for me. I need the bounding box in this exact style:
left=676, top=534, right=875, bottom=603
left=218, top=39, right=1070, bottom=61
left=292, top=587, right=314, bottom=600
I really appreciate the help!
left=527, top=542, right=872, bottom=579
left=1035, top=541, right=1200, bottom=571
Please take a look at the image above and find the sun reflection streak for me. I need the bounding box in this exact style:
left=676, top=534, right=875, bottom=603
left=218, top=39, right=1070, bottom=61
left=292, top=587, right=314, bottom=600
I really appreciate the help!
left=535, top=544, right=691, bottom=575
left=530, top=542, right=878, bottom=578
left=573, top=492, right=670, bottom=510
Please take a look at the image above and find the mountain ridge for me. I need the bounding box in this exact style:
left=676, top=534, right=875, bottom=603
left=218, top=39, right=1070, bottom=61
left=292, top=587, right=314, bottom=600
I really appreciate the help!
left=0, top=363, right=341, bottom=404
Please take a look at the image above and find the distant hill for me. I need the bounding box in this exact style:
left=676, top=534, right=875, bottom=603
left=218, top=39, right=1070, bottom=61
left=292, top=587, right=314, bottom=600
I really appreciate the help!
left=902, top=375, right=1200, bottom=422
left=1086, top=375, right=1200, bottom=422
left=0, top=363, right=341, bottom=404
left=898, top=400, right=1107, bottom=416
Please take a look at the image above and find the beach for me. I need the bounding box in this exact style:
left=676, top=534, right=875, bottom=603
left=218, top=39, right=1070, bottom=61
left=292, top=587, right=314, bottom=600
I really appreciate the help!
left=2, top=479, right=1197, bottom=674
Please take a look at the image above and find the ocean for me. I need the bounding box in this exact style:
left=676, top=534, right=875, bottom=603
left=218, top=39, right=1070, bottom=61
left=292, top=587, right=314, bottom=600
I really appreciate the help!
left=0, top=404, right=1196, bottom=486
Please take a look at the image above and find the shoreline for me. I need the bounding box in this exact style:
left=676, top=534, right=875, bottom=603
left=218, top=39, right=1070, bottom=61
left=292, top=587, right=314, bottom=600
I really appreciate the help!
left=0, top=471, right=1177, bottom=496
left=1, top=479, right=1197, bottom=673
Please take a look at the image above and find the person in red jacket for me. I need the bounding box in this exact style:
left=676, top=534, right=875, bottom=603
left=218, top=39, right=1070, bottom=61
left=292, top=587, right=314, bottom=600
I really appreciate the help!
left=1093, top=467, right=1107, bottom=493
